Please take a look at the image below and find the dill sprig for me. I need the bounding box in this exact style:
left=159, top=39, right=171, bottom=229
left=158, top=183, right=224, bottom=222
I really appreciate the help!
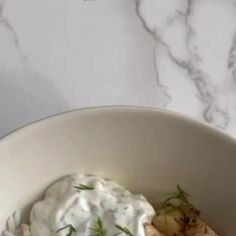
left=74, top=184, right=94, bottom=191
left=161, top=185, right=197, bottom=214
left=56, top=224, right=76, bottom=236
left=89, top=217, right=106, bottom=236
left=115, top=225, right=134, bottom=236
left=162, top=185, right=190, bottom=205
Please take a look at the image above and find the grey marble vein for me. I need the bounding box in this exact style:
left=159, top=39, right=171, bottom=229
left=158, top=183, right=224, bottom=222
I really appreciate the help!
left=136, top=0, right=236, bottom=132
left=135, top=0, right=172, bottom=108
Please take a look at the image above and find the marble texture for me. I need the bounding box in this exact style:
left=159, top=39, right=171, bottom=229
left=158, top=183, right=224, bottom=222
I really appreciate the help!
left=0, top=0, right=236, bottom=137
left=137, top=0, right=236, bottom=135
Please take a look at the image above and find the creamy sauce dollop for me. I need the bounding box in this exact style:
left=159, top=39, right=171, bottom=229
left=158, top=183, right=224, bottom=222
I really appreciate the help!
left=30, top=174, right=155, bottom=236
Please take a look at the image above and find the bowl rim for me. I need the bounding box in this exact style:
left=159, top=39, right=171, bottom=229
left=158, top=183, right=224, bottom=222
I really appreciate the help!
left=1, top=105, right=236, bottom=146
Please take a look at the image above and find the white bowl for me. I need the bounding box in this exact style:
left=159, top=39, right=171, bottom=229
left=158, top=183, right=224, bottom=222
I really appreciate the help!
left=0, top=107, right=235, bottom=235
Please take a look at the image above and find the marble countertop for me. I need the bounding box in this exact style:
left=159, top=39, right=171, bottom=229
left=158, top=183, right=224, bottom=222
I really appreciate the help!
left=0, top=0, right=236, bottom=137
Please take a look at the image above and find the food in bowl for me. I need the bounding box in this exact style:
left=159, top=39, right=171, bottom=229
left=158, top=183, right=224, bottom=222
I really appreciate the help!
left=2, top=174, right=218, bottom=236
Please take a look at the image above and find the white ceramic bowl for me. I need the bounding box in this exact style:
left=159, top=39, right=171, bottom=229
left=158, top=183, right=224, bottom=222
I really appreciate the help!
left=0, top=107, right=235, bottom=235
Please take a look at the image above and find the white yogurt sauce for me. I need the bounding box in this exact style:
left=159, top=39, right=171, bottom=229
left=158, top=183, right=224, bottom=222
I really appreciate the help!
left=30, top=174, right=155, bottom=236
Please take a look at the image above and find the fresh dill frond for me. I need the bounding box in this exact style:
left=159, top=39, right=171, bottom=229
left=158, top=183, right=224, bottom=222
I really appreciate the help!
left=56, top=224, right=76, bottom=236
left=159, top=185, right=200, bottom=233
left=74, top=184, right=94, bottom=191
left=89, top=217, right=106, bottom=236
left=175, top=185, right=191, bottom=204
left=162, top=185, right=191, bottom=207
left=115, top=225, right=134, bottom=236
left=161, top=185, right=198, bottom=216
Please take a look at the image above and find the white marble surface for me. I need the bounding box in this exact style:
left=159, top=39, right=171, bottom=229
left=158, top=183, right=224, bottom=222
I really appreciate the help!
left=0, top=0, right=236, bottom=137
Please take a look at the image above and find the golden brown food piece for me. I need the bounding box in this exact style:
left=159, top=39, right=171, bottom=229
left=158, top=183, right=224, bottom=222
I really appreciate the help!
left=144, top=224, right=166, bottom=236
left=153, top=209, right=218, bottom=236
left=187, top=219, right=218, bottom=236
left=152, top=185, right=218, bottom=236
left=153, top=210, right=183, bottom=236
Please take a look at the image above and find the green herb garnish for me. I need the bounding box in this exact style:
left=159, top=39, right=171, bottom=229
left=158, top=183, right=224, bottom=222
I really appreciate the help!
left=159, top=186, right=200, bottom=232
left=56, top=224, right=76, bottom=236
left=115, top=225, right=134, bottom=236
left=162, top=185, right=190, bottom=209
left=74, top=184, right=94, bottom=191
left=161, top=185, right=199, bottom=216
left=89, top=217, right=106, bottom=236
left=163, top=185, right=190, bottom=205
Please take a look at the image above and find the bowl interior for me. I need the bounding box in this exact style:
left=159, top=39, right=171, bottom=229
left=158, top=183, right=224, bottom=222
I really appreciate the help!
left=0, top=107, right=235, bottom=235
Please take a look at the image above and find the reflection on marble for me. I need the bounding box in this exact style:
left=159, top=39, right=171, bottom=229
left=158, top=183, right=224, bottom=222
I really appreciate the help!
left=0, top=0, right=236, bottom=137
left=0, top=0, right=163, bottom=137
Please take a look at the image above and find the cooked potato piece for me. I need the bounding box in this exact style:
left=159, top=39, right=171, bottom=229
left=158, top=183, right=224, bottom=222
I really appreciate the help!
left=153, top=210, right=218, bottom=236
left=144, top=224, right=165, bottom=236
left=153, top=210, right=183, bottom=236
left=187, top=220, right=218, bottom=236
left=152, top=185, right=219, bottom=236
